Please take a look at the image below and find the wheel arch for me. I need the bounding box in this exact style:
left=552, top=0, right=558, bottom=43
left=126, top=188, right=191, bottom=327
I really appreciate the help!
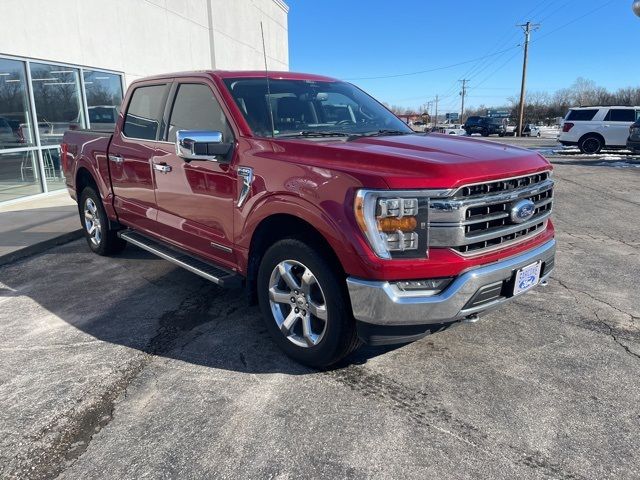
left=245, top=213, right=349, bottom=304
left=578, top=132, right=606, bottom=147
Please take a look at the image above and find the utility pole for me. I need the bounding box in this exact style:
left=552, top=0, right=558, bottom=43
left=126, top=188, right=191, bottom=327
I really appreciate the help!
left=434, top=94, right=439, bottom=127
left=459, top=79, right=468, bottom=123
left=516, top=21, right=540, bottom=137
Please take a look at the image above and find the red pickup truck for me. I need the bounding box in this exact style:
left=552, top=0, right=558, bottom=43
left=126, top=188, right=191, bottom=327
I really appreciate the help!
left=61, top=70, right=555, bottom=367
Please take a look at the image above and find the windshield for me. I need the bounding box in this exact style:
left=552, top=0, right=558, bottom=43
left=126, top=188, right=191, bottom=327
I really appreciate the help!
left=222, top=78, right=412, bottom=138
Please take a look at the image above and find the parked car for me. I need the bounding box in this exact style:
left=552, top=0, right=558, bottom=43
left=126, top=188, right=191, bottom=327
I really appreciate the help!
left=627, top=119, right=640, bottom=153
left=558, top=106, right=640, bottom=154
left=438, top=123, right=466, bottom=135
left=61, top=70, right=556, bottom=367
left=521, top=124, right=541, bottom=137
left=463, top=116, right=506, bottom=137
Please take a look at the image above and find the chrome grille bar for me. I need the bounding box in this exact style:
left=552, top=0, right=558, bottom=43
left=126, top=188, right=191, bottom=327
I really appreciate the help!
left=429, top=171, right=553, bottom=256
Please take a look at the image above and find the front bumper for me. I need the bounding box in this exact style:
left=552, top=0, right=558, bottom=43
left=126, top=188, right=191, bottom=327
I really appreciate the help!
left=347, top=239, right=555, bottom=326
left=627, top=137, right=640, bottom=151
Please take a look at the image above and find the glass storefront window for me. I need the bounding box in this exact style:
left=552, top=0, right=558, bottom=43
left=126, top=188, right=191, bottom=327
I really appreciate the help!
left=83, top=70, right=123, bottom=130
left=0, top=56, right=122, bottom=202
left=29, top=62, right=85, bottom=146
left=0, top=150, right=42, bottom=202
left=0, top=58, right=35, bottom=148
left=42, top=147, right=65, bottom=192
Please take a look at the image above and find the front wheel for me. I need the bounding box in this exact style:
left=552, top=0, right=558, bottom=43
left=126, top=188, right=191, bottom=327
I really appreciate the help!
left=79, top=187, right=126, bottom=255
left=257, top=239, right=361, bottom=368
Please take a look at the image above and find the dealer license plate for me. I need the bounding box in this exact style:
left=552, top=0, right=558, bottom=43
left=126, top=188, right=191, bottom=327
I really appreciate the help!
left=513, top=261, right=542, bottom=296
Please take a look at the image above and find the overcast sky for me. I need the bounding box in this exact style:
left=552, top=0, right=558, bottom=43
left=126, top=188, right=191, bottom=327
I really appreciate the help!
left=286, top=0, right=638, bottom=113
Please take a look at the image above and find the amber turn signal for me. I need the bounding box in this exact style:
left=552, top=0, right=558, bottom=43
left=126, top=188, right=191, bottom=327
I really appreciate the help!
left=376, top=216, right=417, bottom=233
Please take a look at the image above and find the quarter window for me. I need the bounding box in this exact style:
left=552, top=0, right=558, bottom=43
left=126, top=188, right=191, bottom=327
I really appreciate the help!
left=603, top=109, right=636, bottom=122
left=167, top=84, right=232, bottom=142
left=566, top=109, right=598, bottom=121
left=122, top=84, right=169, bottom=141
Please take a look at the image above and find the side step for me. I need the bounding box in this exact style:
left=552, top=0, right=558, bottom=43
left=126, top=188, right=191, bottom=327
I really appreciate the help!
left=118, top=230, right=242, bottom=288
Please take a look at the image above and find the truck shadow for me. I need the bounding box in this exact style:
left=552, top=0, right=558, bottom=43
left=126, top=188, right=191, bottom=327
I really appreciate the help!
left=0, top=241, right=406, bottom=375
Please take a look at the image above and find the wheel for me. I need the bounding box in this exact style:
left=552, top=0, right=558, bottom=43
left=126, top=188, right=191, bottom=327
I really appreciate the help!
left=579, top=135, right=603, bottom=154
left=481, top=130, right=489, bottom=137
left=498, top=132, right=505, bottom=137
left=257, top=239, right=361, bottom=368
left=79, top=186, right=126, bottom=256
left=536, top=132, right=541, bottom=137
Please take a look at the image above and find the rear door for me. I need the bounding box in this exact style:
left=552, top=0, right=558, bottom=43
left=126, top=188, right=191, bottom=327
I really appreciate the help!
left=602, top=108, right=636, bottom=146
left=151, top=81, right=238, bottom=268
left=109, top=81, right=171, bottom=232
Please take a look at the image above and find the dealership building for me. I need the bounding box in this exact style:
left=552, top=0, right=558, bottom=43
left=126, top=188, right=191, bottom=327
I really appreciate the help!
left=0, top=0, right=289, bottom=204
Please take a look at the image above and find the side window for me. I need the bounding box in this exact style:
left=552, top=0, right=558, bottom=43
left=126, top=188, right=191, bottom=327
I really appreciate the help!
left=604, top=109, right=636, bottom=122
left=122, top=84, right=169, bottom=140
left=167, top=84, right=233, bottom=142
left=566, top=109, right=598, bottom=121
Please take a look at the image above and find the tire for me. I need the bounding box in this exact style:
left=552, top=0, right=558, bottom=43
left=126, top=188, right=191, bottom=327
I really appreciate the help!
left=481, top=130, right=489, bottom=137
left=578, top=135, right=603, bottom=154
left=79, top=186, right=126, bottom=256
left=257, top=238, right=361, bottom=368
left=498, top=132, right=505, bottom=137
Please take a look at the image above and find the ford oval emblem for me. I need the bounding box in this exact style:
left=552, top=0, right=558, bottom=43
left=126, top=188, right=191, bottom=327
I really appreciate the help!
left=510, top=199, right=535, bottom=224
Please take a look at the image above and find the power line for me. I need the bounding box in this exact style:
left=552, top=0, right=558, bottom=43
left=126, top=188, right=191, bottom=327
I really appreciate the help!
left=343, top=46, right=519, bottom=81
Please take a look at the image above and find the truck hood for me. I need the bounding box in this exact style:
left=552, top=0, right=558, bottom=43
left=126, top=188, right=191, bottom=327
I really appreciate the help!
left=272, top=133, right=551, bottom=189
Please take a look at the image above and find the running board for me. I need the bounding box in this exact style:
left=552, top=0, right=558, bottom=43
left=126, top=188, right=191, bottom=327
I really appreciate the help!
left=118, top=230, right=242, bottom=288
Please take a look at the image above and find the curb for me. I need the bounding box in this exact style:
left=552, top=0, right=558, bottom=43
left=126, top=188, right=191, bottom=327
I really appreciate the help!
left=0, top=229, right=84, bottom=267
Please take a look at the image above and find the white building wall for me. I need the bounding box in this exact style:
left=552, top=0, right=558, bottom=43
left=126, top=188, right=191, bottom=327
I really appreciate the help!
left=0, top=0, right=289, bottom=84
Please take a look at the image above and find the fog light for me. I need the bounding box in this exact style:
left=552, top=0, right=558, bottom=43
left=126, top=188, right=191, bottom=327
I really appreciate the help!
left=396, top=277, right=453, bottom=293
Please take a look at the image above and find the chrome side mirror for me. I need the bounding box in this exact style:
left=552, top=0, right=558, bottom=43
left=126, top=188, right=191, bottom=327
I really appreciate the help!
left=176, top=130, right=232, bottom=161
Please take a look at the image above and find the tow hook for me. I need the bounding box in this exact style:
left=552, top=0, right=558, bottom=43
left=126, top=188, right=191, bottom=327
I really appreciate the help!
left=462, top=314, right=479, bottom=323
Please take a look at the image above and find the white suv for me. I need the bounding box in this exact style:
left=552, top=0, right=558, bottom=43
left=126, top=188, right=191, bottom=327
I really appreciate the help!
left=558, top=106, right=640, bottom=154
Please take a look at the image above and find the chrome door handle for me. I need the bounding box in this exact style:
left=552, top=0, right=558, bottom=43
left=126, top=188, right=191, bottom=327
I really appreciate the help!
left=153, top=163, right=172, bottom=174
left=108, top=154, right=124, bottom=164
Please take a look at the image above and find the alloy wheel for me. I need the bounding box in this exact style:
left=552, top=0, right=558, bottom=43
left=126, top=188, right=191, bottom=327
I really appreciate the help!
left=268, top=260, right=328, bottom=348
left=83, top=198, right=102, bottom=246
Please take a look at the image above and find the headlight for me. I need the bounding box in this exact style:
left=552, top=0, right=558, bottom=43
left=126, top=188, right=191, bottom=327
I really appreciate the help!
left=354, top=190, right=430, bottom=259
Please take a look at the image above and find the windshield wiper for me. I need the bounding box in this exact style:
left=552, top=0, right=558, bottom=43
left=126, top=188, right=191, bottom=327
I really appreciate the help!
left=277, top=130, right=354, bottom=138
left=359, top=129, right=413, bottom=137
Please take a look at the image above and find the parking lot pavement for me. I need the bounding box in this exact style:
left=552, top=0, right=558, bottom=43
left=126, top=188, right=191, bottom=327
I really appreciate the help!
left=1, top=162, right=639, bottom=479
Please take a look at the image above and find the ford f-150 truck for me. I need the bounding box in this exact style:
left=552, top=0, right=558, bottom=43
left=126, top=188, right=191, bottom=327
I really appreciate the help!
left=61, top=70, right=555, bottom=367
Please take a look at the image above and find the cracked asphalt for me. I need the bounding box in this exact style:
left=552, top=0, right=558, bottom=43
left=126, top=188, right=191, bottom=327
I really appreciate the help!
left=1, top=157, right=639, bottom=479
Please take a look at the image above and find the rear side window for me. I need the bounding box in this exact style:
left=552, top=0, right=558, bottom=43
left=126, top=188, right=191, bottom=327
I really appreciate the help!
left=167, top=83, right=233, bottom=142
left=123, top=84, right=169, bottom=140
left=603, top=109, right=636, bottom=122
left=566, top=109, right=598, bottom=121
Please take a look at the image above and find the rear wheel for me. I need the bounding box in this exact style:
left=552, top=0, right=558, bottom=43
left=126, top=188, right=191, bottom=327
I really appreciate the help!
left=257, top=239, right=361, bottom=368
left=79, top=187, right=126, bottom=256
left=579, top=135, right=603, bottom=154
left=481, top=129, right=489, bottom=137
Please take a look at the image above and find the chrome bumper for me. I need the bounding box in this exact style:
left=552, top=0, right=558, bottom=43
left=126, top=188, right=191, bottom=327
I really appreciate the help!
left=347, top=239, right=555, bottom=326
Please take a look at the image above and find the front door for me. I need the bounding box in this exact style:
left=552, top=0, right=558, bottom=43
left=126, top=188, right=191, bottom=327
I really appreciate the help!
left=152, top=82, right=237, bottom=269
left=109, top=82, right=171, bottom=233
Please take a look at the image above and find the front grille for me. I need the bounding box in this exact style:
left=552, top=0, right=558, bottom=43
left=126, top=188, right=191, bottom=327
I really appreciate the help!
left=456, top=171, right=551, bottom=198
left=429, top=171, right=553, bottom=256
left=453, top=221, right=546, bottom=254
